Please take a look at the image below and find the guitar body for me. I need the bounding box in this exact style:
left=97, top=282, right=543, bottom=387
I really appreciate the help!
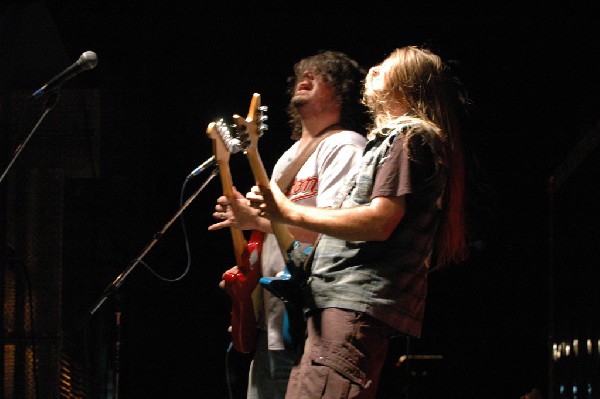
left=223, top=229, right=264, bottom=354
left=259, top=262, right=306, bottom=350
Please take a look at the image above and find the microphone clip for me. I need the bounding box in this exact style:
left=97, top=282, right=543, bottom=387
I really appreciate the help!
left=186, top=155, right=217, bottom=180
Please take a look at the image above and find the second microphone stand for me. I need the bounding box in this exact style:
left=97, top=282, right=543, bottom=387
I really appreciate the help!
left=87, top=166, right=219, bottom=399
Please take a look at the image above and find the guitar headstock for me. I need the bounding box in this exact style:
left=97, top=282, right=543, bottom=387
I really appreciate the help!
left=206, top=119, right=243, bottom=162
left=233, top=93, right=268, bottom=153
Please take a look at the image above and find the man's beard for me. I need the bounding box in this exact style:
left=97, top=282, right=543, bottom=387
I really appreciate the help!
left=291, top=96, right=308, bottom=109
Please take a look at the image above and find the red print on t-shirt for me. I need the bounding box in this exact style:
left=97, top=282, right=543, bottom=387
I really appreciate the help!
left=288, top=177, right=318, bottom=202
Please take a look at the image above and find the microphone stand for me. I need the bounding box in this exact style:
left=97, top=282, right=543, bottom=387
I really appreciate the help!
left=0, top=93, right=60, bottom=185
left=113, top=292, right=122, bottom=399
left=86, top=166, right=219, bottom=398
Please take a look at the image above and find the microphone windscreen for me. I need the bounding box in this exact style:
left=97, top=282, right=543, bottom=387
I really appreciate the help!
left=80, top=51, right=98, bottom=70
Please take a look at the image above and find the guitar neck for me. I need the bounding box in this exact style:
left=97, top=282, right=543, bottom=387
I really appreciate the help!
left=216, top=159, right=247, bottom=267
left=245, top=147, right=295, bottom=256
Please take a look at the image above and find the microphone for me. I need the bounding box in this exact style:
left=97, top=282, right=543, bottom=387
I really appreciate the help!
left=31, top=51, right=98, bottom=98
left=186, top=156, right=216, bottom=179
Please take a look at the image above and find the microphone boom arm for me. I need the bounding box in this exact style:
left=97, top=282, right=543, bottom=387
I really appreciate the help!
left=88, top=166, right=219, bottom=315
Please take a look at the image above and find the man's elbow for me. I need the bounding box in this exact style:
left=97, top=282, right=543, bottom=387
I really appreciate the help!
left=369, top=213, right=403, bottom=241
left=370, top=227, right=393, bottom=241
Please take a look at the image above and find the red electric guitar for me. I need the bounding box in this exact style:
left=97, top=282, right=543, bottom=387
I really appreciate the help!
left=207, top=120, right=264, bottom=354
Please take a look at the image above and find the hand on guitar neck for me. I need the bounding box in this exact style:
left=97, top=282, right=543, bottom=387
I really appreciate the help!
left=208, top=188, right=269, bottom=233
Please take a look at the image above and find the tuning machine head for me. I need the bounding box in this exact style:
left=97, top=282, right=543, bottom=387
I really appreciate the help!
left=258, top=105, right=268, bottom=137
left=214, top=118, right=243, bottom=153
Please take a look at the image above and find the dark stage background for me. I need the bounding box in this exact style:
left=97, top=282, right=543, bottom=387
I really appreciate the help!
left=1, top=1, right=599, bottom=398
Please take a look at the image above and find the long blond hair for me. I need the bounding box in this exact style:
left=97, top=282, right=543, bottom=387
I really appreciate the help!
left=364, top=46, right=468, bottom=267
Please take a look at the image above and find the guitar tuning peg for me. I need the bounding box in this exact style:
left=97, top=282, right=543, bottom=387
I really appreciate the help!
left=213, top=118, right=244, bottom=153
left=259, top=123, right=268, bottom=135
left=259, top=105, right=268, bottom=112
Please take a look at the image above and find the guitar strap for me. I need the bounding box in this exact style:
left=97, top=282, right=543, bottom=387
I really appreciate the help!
left=273, top=124, right=345, bottom=274
left=276, top=124, right=342, bottom=192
